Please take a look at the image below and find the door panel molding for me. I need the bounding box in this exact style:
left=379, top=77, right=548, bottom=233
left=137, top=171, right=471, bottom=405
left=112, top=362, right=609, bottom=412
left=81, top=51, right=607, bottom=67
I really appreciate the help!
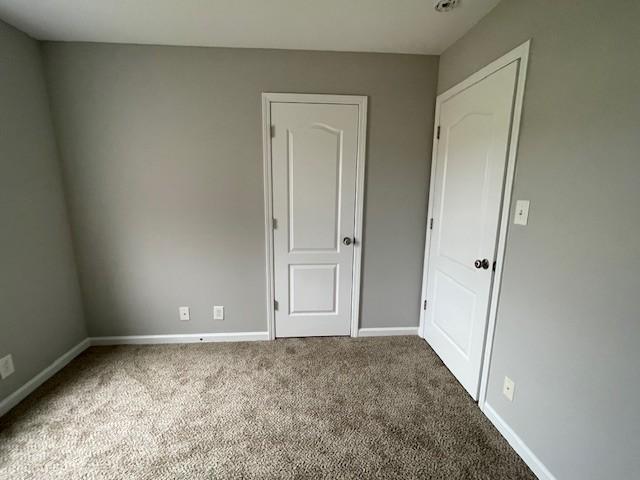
left=262, top=93, right=368, bottom=340
left=419, top=41, right=530, bottom=406
left=287, top=124, right=342, bottom=253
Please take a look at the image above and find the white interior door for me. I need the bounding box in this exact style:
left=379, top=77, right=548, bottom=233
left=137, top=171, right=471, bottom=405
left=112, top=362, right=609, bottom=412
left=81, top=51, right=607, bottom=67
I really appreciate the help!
left=271, top=102, right=360, bottom=337
left=423, top=62, right=518, bottom=399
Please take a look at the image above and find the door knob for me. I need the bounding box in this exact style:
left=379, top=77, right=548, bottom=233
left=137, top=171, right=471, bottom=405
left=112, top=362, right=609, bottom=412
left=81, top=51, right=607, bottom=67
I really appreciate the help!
left=343, top=237, right=353, bottom=246
left=474, top=258, right=490, bottom=270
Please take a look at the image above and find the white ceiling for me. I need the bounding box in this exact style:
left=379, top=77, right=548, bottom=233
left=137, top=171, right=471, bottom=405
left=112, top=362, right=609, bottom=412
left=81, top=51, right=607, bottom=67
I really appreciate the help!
left=0, top=0, right=500, bottom=55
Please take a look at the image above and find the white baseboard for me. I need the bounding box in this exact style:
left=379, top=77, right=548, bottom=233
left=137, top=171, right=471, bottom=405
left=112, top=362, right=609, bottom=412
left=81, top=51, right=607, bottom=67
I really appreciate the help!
left=482, top=403, right=556, bottom=480
left=357, top=327, right=419, bottom=337
left=0, top=338, right=90, bottom=417
left=89, top=331, right=270, bottom=346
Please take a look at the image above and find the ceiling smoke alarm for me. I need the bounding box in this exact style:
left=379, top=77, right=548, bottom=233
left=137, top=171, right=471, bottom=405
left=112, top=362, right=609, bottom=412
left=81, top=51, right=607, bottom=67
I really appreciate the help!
left=434, top=0, right=460, bottom=12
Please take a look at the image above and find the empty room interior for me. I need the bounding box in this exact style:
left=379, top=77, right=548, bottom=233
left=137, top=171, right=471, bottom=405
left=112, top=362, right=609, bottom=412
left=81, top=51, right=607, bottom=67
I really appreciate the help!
left=1, top=1, right=638, bottom=478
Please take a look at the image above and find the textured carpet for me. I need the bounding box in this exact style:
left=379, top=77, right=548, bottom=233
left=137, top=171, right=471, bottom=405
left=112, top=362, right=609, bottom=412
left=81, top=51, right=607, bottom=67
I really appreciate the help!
left=0, top=336, right=535, bottom=479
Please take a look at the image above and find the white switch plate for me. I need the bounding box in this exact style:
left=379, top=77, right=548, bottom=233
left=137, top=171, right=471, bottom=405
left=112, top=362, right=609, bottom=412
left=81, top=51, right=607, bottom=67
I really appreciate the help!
left=179, top=306, right=190, bottom=321
left=213, top=305, right=224, bottom=321
left=0, top=354, right=15, bottom=380
left=514, top=200, right=530, bottom=225
left=503, top=376, right=515, bottom=401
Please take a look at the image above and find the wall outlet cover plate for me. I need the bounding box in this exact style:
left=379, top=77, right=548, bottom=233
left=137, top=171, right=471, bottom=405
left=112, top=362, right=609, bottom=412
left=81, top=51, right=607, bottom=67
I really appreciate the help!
left=179, top=306, right=190, bottom=321
left=0, top=354, right=15, bottom=380
left=514, top=200, right=530, bottom=226
left=503, top=376, right=515, bottom=401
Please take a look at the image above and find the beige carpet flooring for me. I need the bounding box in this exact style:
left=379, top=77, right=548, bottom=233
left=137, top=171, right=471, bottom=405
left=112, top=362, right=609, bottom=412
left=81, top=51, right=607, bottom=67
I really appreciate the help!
left=0, top=336, right=535, bottom=479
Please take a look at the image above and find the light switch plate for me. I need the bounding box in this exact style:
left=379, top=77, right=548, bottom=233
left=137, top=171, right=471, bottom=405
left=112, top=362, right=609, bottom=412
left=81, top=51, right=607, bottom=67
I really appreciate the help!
left=213, top=305, right=224, bottom=321
left=179, top=306, right=190, bottom=321
left=514, top=200, right=530, bottom=225
left=503, top=376, right=515, bottom=401
left=0, top=354, right=15, bottom=380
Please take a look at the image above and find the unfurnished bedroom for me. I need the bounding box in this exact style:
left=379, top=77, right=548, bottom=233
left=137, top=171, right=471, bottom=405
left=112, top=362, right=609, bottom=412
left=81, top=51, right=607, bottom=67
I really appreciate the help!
left=0, top=1, right=638, bottom=479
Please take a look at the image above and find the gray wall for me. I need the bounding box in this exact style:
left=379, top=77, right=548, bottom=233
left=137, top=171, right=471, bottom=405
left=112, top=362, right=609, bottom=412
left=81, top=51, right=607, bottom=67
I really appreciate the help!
left=0, top=21, right=86, bottom=402
left=438, top=1, right=640, bottom=478
left=42, top=43, right=438, bottom=336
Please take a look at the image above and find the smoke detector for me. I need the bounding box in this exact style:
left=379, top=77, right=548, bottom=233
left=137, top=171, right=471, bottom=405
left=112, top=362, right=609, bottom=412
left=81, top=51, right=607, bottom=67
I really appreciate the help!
left=434, top=0, right=460, bottom=12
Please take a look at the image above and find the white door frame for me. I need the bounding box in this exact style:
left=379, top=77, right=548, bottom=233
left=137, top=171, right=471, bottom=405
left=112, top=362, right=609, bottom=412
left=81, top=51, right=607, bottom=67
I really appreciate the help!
left=261, top=93, right=368, bottom=340
left=418, top=41, right=531, bottom=408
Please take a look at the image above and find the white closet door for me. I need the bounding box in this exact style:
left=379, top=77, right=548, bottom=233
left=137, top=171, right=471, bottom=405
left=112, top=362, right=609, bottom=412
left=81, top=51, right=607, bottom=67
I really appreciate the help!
left=271, top=102, right=359, bottom=337
left=423, top=62, right=518, bottom=399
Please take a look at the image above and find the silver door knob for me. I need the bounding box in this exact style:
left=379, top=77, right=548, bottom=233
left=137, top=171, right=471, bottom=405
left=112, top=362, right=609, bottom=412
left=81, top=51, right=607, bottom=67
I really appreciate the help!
left=343, top=237, right=353, bottom=246
left=474, top=258, right=490, bottom=270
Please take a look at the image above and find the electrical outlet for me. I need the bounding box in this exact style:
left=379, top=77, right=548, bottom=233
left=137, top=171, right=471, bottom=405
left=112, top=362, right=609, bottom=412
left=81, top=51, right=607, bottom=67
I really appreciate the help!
left=179, top=306, right=190, bottom=321
left=0, top=354, right=15, bottom=380
left=503, top=376, right=515, bottom=401
left=213, top=305, right=224, bottom=321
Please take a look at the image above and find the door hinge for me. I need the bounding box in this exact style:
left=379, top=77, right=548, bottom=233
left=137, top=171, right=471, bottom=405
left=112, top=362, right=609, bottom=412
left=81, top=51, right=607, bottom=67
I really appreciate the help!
left=273, top=218, right=278, bottom=229
left=492, top=261, right=497, bottom=272
left=270, top=125, right=275, bottom=138
left=274, top=299, right=279, bottom=311
left=436, top=126, right=441, bottom=140
left=423, top=299, right=427, bottom=310
left=429, top=218, right=434, bottom=230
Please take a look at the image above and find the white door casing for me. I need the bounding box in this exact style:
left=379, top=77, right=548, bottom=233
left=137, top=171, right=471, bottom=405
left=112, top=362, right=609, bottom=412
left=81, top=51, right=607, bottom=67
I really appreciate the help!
left=263, top=94, right=367, bottom=338
left=422, top=61, right=519, bottom=399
